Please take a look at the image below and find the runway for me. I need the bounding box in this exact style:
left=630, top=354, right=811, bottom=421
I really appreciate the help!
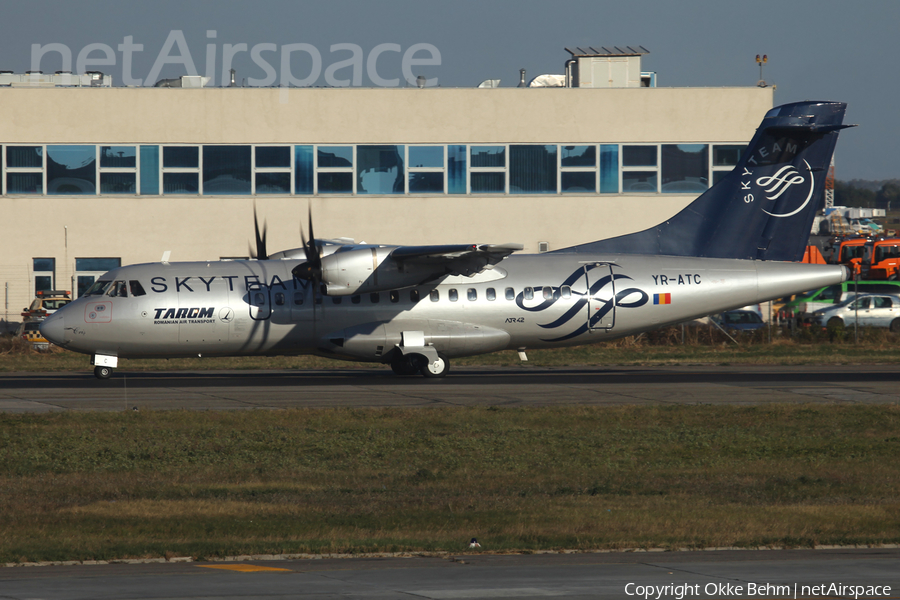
left=1, top=548, right=897, bottom=599
left=1, top=364, right=899, bottom=412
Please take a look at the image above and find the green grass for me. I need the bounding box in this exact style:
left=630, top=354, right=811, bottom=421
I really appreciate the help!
left=1, top=405, right=899, bottom=562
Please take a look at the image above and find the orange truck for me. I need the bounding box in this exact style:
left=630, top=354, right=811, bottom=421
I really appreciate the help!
left=862, top=238, right=900, bottom=281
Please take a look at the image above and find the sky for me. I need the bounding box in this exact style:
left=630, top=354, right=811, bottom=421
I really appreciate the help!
left=1, top=0, right=897, bottom=181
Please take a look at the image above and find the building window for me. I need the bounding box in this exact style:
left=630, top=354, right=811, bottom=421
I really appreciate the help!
left=75, top=257, right=121, bottom=298
left=408, top=145, right=444, bottom=193
left=622, top=145, right=658, bottom=192
left=140, top=145, right=160, bottom=195
left=357, top=145, right=404, bottom=194
left=47, top=145, right=96, bottom=195
left=162, top=146, right=199, bottom=194
left=599, top=145, right=619, bottom=193
left=255, top=146, right=292, bottom=194
left=33, top=258, right=55, bottom=295
left=448, top=145, right=467, bottom=194
left=470, top=146, right=506, bottom=193
left=317, top=146, right=353, bottom=193
left=661, top=144, right=708, bottom=193
left=203, top=145, right=251, bottom=194
left=712, top=144, right=745, bottom=185
left=100, top=146, right=137, bottom=194
left=510, top=145, right=557, bottom=194
left=561, top=145, right=597, bottom=193
left=294, top=145, right=314, bottom=194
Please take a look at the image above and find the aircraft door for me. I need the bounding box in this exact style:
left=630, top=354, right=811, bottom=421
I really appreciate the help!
left=247, top=284, right=272, bottom=321
left=585, top=263, right=615, bottom=330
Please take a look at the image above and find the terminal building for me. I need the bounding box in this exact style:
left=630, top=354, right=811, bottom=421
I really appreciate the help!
left=0, top=46, right=773, bottom=327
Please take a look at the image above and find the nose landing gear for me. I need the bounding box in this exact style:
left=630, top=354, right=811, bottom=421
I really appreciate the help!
left=94, top=366, right=113, bottom=379
left=91, top=354, right=118, bottom=380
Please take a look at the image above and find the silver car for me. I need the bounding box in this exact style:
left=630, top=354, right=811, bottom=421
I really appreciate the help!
left=813, top=294, right=900, bottom=331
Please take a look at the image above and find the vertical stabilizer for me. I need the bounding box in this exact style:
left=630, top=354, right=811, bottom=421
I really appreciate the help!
left=563, top=101, right=852, bottom=261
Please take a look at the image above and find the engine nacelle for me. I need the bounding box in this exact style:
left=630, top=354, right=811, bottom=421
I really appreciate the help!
left=320, top=246, right=439, bottom=296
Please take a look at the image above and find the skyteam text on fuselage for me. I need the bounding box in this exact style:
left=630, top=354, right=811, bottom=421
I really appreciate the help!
left=41, top=101, right=853, bottom=379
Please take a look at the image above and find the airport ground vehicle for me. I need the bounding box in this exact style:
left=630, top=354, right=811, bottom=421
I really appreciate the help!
left=862, top=238, right=900, bottom=281
left=812, top=294, right=900, bottom=331
left=21, top=290, right=72, bottom=321
left=17, top=321, right=50, bottom=349
left=780, top=281, right=900, bottom=322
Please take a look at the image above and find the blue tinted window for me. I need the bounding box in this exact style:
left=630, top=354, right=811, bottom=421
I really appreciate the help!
left=713, top=145, right=744, bottom=167
left=357, top=145, right=404, bottom=194
left=317, top=146, right=352, bottom=167
left=561, top=145, right=596, bottom=167
left=255, top=146, right=291, bottom=168
left=34, top=258, right=55, bottom=272
left=101, top=173, right=136, bottom=194
left=471, top=172, right=505, bottom=193
left=409, top=172, right=443, bottom=193
left=6, top=146, right=42, bottom=168
left=76, top=258, right=121, bottom=271
left=599, top=145, right=619, bottom=194
left=623, top=145, right=656, bottom=167
left=661, top=144, right=708, bottom=193
left=622, top=172, right=657, bottom=192
left=6, top=173, right=42, bottom=194
left=448, top=145, right=466, bottom=194
left=256, top=172, right=291, bottom=194
left=203, top=146, right=251, bottom=194
left=318, top=172, right=352, bottom=193
left=47, top=145, right=96, bottom=195
left=140, top=146, right=159, bottom=195
left=163, top=146, right=199, bottom=168
left=295, top=146, right=314, bottom=194
left=510, top=145, right=556, bottom=194
left=163, top=173, right=199, bottom=194
left=471, top=146, right=505, bottom=167
left=562, top=171, right=596, bottom=193
left=409, top=146, right=443, bottom=168
left=100, top=146, right=136, bottom=168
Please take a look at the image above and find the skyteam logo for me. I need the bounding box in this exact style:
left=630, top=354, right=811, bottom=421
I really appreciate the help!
left=757, top=160, right=814, bottom=218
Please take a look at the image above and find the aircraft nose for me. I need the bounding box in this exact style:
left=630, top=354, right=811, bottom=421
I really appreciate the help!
left=40, top=312, right=67, bottom=346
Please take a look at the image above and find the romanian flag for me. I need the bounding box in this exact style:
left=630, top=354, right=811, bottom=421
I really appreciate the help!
left=654, top=293, right=672, bottom=305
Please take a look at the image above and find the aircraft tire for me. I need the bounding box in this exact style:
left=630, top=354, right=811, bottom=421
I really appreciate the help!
left=420, top=352, right=449, bottom=378
left=94, top=366, right=113, bottom=380
left=390, top=355, right=420, bottom=376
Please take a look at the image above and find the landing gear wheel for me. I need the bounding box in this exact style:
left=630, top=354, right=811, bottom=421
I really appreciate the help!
left=891, top=318, right=900, bottom=333
left=420, top=353, right=449, bottom=378
left=94, top=366, right=113, bottom=380
left=390, top=355, right=421, bottom=376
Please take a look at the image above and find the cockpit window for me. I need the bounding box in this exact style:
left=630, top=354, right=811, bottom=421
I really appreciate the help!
left=84, top=280, right=113, bottom=296
left=129, top=280, right=147, bottom=297
left=107, top=281, right=128, bottom=297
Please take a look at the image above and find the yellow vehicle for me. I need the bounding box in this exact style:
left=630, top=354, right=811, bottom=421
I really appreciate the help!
left=17, top=321, right=50, bottom=350
left=21, top=290, right=71, bottom=320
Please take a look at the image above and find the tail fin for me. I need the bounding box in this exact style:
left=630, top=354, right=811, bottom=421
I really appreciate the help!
left=563, top=101, right=853, bottom=261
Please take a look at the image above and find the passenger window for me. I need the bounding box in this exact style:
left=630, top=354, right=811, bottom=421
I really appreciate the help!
left=561, top=286, right=571, bottom=299
left=129, top=280, right=147, bottom=296
left=293, top=291, right=304, bottom=305
left=467, top=288, right=477, bottom=301
left=542, top=287, right=553, bottom=300
left=351, top=295, right=361, bottom=304
left=390, top=291, right=400, bottom=303
left=274, top=292, right=285, bottom=306
left=505, top=287, right=515, bottom=300
left=449, top=289, right=458, bottom=302
left=370, top=292, right=380, bottom=303
left=524, top=287, right=533, bottom=300
left=410, top=289, right=420, bottom=302
left=254, top=292, right=266, bottom=305
left=430, top=290, right=440, bottom=302
left=486, top=288, right=496, bottom=301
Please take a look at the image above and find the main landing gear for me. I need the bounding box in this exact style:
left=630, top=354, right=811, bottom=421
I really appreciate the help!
left=390, top=351, right=450, bottom=378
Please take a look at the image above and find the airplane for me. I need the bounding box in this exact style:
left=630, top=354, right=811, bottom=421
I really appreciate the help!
left=41, top=101, right=853, bottom=380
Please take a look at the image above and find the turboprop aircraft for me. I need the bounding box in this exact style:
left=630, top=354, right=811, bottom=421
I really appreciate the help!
left=41, top=101, right=853, bottom=379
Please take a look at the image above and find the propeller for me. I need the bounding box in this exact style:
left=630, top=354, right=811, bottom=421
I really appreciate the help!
left=292, top=206, right=323, bottom=287
left=250, top=200, right=268, bottom=260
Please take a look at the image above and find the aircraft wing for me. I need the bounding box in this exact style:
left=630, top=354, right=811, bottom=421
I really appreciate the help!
left=390, top=243, right=524, bottom=277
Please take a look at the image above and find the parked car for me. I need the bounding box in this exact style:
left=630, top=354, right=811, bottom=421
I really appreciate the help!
left=780, top=281, right=900, bottom=322
left=812, top=294, right=900, bottom=331
left=711, top=310, right=767, bottom=331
